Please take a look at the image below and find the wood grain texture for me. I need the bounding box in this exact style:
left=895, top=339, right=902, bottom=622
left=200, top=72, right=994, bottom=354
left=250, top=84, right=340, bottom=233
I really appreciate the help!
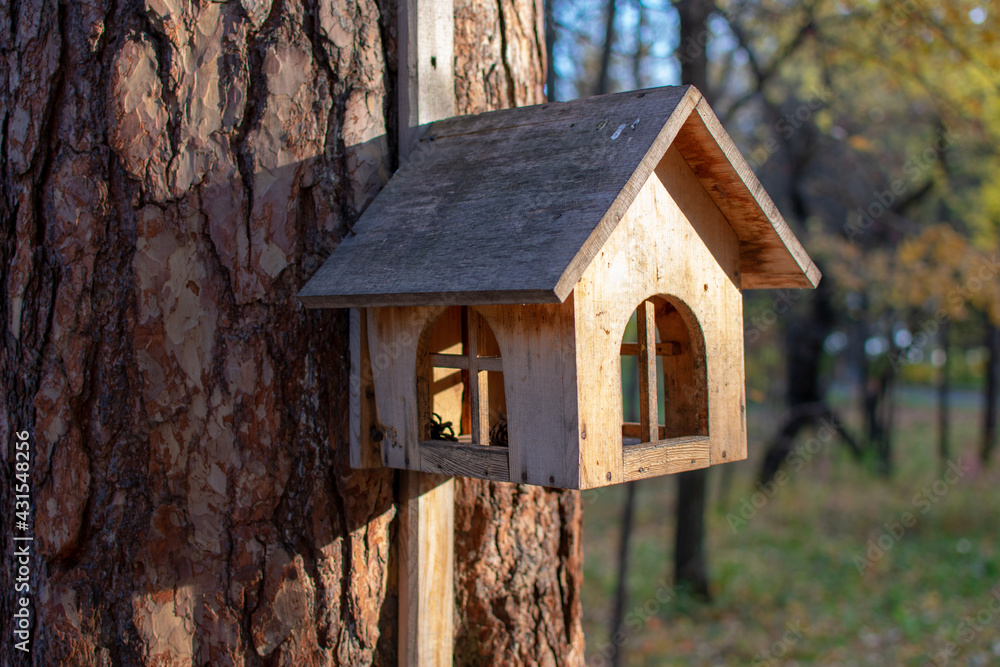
left=399, top=471, right=455, bottom=667
left=637, top=299, right=659, bottom=444
left=419, top=440, right=510, bottom=481
left=574, top=144, right=747, bottom=488
left=477, top=301, right=581, bottom=487
left=299, top=85, right=697, bottom=307
left=623, top=436, right=711, bottom=481
left=451, top=4, right=584, bottom=659
left=467, top=310, right=491, bottom=445
left=399, top=0, right=456, bottom=158
left=429, top=353, right=503, bottom=372
left=621, top=341, right=682, bottom=356
left=672, top=99, right=822, bottom=289
left=369, top=306, right=441, bottom=469
left=397, top=0, right=458, bottom=661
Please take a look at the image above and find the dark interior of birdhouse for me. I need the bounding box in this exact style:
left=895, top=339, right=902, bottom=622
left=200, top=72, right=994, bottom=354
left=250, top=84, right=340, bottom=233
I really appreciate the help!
left=620, top=295, right=708, bottom=446
left=417, top=306, right=508, bottom=448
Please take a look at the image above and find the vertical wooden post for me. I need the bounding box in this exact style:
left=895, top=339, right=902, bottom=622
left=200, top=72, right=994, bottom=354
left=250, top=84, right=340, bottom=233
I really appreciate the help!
left=397, top=0, right=456, bottom=663
left=467, top=309, right=490, bottom=445
left=637, top=299, right=659, bottom=444
left=399, top=471, right=454, bottom=665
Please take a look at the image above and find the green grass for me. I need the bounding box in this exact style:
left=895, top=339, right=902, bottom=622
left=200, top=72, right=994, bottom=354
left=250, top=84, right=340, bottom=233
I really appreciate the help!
left=582, top=391, right=1000, bottom=666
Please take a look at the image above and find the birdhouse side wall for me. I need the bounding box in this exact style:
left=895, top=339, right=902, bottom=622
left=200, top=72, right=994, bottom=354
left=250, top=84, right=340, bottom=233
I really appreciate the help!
left=367, top=306, right=442, bottom=470
left=573, top=144, right=747, bottom=489
left=478, top=301, right=580, bottom=488
left=365, top=304, right=581, bottom=487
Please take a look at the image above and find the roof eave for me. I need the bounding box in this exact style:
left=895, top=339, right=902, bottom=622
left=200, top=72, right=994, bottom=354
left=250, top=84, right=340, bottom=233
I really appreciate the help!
left=297, top=287, right=564, bottom=309
left=672, top=98, right=821, bottom=290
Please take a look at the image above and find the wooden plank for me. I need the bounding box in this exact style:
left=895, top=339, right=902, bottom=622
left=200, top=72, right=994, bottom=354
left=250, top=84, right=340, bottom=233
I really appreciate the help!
left=620, top=342, right=681, bottom=356
left=622, top=436, right=711, bottom=481
left=397, top=0, right=455, bottom=662
left=428, top=353, right=502, bottom=372
left=418, top=440, right=510, bottom=481
left=350, top=308, right=382, bottom=468
left=399, top=471, right=454, bottom=667
left=467, top=310, right=490, bottom=445
left=478, top=302, right=580, bottom=487
left=398, top=0, right=454, bottom=160
left=636, top=299, right=658, bottom=444
left=671, top=99, right=821, bottom=289
left=368, top=307, right=439, bottom=470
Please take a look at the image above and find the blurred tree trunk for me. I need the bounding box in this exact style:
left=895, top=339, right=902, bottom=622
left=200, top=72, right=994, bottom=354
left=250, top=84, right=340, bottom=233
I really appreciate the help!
left=982, top=322, right=999, bottom=466
left=938, top=322, right=951, bottom=473
left=673, top=0, right=714, bottom=601
left=0, top=0, right=580, bottom=665
left=608, top=481, right=637, bottom=667
left=546, top=0, right=558, bottom=100
left=597, top=0, right=617, bottom=94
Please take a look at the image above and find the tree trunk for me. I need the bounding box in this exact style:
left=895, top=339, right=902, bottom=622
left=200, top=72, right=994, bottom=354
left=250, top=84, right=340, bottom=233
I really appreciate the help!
left=596, top=0, right=616, bottom=94
left=545, top=0, right=557, bottom=100
left=608, top=481, right=637, bottom=667
left=982, top=321, right=999, bottom=466
left=0, top=0, right=580, bottom=665
left=938, top=322, right=951, bottom=473
left=672, top=0, right=714, bottom=601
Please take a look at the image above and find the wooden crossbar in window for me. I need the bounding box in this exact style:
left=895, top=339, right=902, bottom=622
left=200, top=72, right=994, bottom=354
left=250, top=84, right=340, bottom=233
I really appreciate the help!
left=620, top=342, right=682, bottom=356
left=427, top=307, right=503, bottom=447
left=429, top=353, right=503, bottom=372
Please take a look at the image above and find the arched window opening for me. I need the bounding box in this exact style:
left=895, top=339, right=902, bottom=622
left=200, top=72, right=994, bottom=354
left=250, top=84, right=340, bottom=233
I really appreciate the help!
left=620, top=296, right=707, bottom=446
left=418, top=306, right=507, bottom=447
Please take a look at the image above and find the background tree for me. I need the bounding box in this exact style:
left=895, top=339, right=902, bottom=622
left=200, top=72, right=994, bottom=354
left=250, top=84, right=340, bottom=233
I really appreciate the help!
left=0, top=0, right=583, bottom=664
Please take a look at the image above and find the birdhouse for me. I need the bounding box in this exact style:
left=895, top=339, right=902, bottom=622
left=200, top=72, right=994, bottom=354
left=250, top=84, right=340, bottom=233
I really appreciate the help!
left=299, top=85, right=820, bottom=489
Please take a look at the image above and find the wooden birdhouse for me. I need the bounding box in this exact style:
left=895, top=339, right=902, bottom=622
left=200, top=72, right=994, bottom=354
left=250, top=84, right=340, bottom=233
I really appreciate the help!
left=299, top=85, right=820, bottom=490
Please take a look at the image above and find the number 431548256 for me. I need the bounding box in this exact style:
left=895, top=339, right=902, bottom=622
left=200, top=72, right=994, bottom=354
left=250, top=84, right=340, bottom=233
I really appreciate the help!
left=14, top=430, right=31, bottom=518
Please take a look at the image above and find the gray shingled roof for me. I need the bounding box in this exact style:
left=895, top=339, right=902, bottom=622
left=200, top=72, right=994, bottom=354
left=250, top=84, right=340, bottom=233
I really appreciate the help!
left=299, top=85, right=819, bottom=308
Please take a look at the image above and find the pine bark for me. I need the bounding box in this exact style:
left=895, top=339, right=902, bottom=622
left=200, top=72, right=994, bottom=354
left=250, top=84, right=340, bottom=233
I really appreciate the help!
left=0, top=0, right=581, bottom=664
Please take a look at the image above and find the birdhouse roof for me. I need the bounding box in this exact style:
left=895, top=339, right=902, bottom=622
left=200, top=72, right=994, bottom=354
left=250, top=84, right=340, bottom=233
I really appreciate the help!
left=299, top=85, right=820, bottom=308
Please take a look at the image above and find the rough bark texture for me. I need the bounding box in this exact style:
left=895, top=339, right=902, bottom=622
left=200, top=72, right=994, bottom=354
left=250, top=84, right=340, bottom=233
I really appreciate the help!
left=0, top=0, right=582, bottom=664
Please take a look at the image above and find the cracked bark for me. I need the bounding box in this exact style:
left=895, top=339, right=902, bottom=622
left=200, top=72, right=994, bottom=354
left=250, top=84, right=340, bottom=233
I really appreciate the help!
left=0, top=0, right=581, bottom=664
